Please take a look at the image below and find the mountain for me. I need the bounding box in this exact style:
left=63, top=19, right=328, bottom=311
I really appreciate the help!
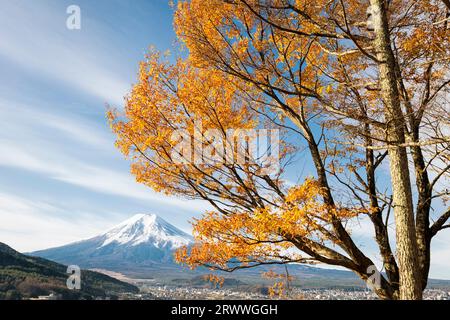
left=31, top=214, right=193, bottom=274
left=0, top=242, right=138, bottom=300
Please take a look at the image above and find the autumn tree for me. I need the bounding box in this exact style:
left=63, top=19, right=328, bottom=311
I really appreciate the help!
left=109, top=0, right=450, bottom=300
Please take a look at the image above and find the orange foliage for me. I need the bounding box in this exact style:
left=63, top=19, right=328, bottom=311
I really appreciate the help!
left=175, top=179, right=363, bottom=270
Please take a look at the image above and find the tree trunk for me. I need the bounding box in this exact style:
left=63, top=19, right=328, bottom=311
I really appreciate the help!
left=369, top=0, right=422, bottom=300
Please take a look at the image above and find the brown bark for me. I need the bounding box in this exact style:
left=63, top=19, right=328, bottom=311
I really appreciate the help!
left=394, top=58, right=433, bottom=291
left=369, top=0, right=422, bottom=300
left=365, top=132, right=400, bottom=294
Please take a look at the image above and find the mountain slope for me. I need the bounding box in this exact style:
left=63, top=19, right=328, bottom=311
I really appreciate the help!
left=0, top=242, right=138, bottom=300
left=31, top=214, right=193, bottom=272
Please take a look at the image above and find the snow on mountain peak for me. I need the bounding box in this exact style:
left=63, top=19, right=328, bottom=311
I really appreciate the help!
left=100, top=214, right=192, bottom=249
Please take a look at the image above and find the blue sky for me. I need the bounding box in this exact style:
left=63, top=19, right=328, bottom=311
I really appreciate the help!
left=0, top=0, right=448, bottom=279
left=0, top=0, right=208, bottom=251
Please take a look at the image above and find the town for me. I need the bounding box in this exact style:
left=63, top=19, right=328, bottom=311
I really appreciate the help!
left=118, top=285, right=450, bottom=301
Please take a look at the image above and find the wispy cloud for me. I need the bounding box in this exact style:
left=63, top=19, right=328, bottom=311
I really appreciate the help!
left=0, top=100, right=111, bottom=148
left=0, top=192, right=111, bottom=252
left=0, top=1, right=129, bottom=106
left=0, top=137, right=207, bottom=213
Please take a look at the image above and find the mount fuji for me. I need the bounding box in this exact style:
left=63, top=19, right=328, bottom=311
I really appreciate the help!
left=31, top=214, right=193, bottom=275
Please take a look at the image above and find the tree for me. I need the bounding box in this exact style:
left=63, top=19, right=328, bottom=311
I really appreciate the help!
left=109, top=0, right=450, bottom=300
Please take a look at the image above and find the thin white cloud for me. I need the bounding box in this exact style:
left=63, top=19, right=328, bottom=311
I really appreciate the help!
left=0, top=1, right=129, bottom=106
left=0, top=95, right=207, bottom=212
left=0, top=192, right=115, bottom=252
left=0, top=100, right=111, bottom=149
left=0, top=139, right=207, bottom=212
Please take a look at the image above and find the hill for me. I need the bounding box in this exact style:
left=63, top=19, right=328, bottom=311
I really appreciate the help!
left=0, top=242, right=138, bottom=300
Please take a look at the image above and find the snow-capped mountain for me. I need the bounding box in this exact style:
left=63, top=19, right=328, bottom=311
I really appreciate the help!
left=31, top=214, right=193, bottom=273
left=100, top=213, right=191, bottom=249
